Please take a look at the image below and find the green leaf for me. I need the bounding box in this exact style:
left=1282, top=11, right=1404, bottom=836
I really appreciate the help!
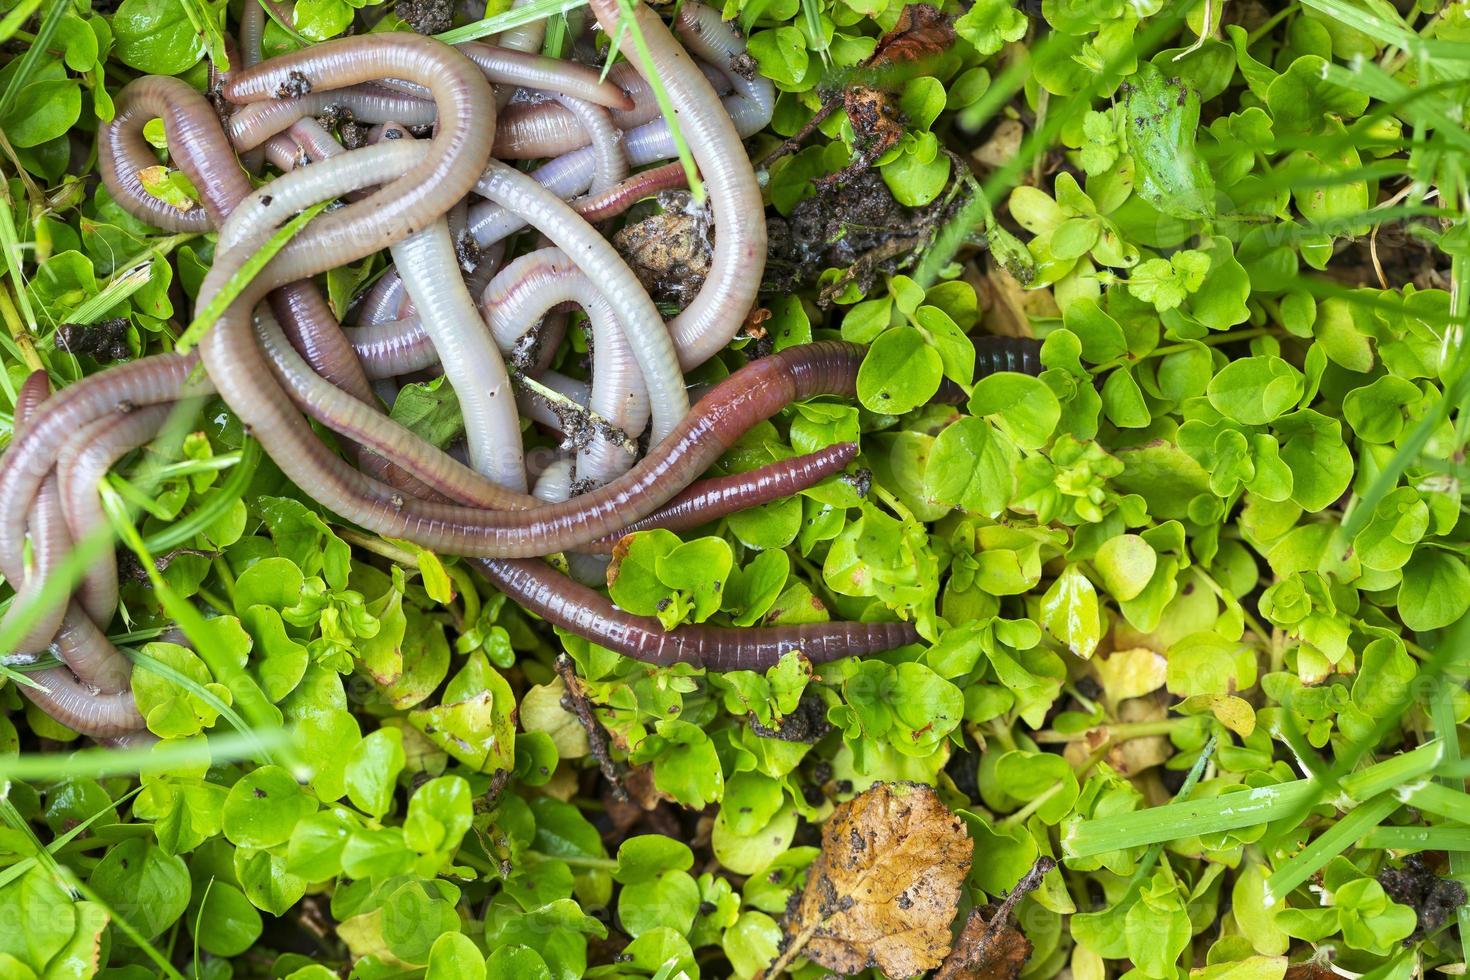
left=924, top=416, right=1016, bottom=517
left=969, top=372, right=1061, bottom=450
left=954, top=0, right=1027, bottom=55
left=344, top=727, right=405, bottom=819
left=389, top=375, right=465, bottom=450
left=88, top=839, right=190, bottom=941
left=1398, top=551, right=1470, bottom=632
left=404, top=776, right=474, bottom=858
left=1124, top=63, right=1216, bottom=220
left=222, top=765, right=318, bottom=849
left=1093, top=534, right=1158, bottom=601
left=112, top=0, right=205, bottom=74
left=857, top=326, right=944, bottom=414
left=1040, top=565, right=1102, bottom=659
left=1207, top=356, right=1305, bottom=426
left=189, top=882, right=264, bottom=957
left=427, top=932, right=487, bottom=980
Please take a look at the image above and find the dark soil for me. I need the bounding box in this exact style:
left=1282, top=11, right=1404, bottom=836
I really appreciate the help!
left=56, top=318, right=130, bottom=362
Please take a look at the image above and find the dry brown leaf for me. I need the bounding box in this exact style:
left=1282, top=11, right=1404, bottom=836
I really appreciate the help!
left=969, top=263, right=1054, bottom=338
left=934, top=856, right=1053, bottom=980
left=867, top=3, right=955, bottom=70
left=778, top=781, right=971, bottom=978
left=971, top=118, right=1025, bottom=170
left=931, top=908, right=1033, bottom=980
left=1284, top=961, right=1337, bottom=980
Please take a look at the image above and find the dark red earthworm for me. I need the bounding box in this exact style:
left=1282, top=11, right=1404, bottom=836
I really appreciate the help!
left=474, top=557, right=918, bottom=670
left=584, top=441, right=859, bottom=552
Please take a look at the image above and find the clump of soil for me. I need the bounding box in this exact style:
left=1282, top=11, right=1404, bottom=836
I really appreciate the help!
left=56, top=318, right=130, bottom=362
left=765, top=168, right=960, bottom=304
left=275, top=70, right=312, bottom=100
left=612, top=192, right=713, bottom=310
left=1378, top=853, right=1467, bottom=937
left=748, top=693, right=833, bottom=744
left=397, top=0, right=453, bottom=35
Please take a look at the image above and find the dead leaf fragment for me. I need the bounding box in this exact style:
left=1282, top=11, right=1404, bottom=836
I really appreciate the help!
left=934, top=855, right=1052, bottom=980
left=931, top=908, right=1033, bottom=980
left=867, top=3, right=955, bottom=71
left=778, top=781, right=971, bottom=978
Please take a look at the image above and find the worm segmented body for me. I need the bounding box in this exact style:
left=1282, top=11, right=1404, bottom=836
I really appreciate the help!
left=4, top=3, right=1054, bottom=740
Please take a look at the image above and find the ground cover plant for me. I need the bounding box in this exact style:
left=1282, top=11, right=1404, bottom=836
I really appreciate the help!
left=0, top=0, right=1467, bottom=977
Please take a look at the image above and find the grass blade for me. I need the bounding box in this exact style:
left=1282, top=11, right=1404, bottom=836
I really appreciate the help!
left=175, top=202, right=326, bottom=353
left=436, top=0, right=588, bottom=45
left=1361, top=825, right=1470, bottom=852
left=1264, top=792, right=1402, bottom=905
left=0, top=0, right=69, bottom=119
left=0, top=786, right=143, bottom=890
left=1065, top=780, right=1321, bottom=858
left=0, top=0, right=42, bottom=43
left=1397, top=780, right=1470, bottom=823
left=1066, top=741, right=1447, bottom=859
left=605, top=0, right=704, bottom=204
left=0, top=730, right=289, bottom=782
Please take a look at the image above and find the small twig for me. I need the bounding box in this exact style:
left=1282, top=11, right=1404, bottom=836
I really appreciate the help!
left=473, top=767, right=514, bottom=814
left=756, top=96, right=842, bottom=171
left=932, top=857, right=1057, bottom=980
left=758, top=920, right=820, bottom=980
left=994, top=856, right=1056, bottom=924
left=0, top=283, right=42, bottom=374
left=555, top=654, right=626, bottom=800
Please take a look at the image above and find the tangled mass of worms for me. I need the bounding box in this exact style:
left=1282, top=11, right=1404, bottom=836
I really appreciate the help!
left=2, top=0, right=1039, bottom=743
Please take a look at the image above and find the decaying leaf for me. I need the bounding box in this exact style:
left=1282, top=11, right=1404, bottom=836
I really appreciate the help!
left=777, top=782, right=971, bottom=978
left=934, top=856, right=1053, bottom=980
left=931, top=909, right=1032, bottom=980
left=866, top=3, right=956, bottom=71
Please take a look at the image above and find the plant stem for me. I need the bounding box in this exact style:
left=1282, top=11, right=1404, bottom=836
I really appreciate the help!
left=1033, top=719, right=1182, bottom=744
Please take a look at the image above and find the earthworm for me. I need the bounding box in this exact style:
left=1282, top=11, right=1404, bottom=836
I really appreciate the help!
left=3, top=378, right=140, bottom=725
left=974, top=335, right=1044, bottom=376
left=2, top=374, right=70, bottom=656
left=0, top=353, right=207, bottom=569
left=204, top=263, right=866, bottom=559
left=20, top=663, right=144, bottom=738
left=483, top=247, right=647, bottom=484
left=226, top=87, right=438, bottom=150
left=583, top=441, right=859, bottom=551
left=474, top=556, right=919, bottom=669
left=357, top=127, right=524, bottom=489
left=492, top=0, right=549, bottom=54
left=97, top=77, right=232, bottom=233
left=101, top=75, right=381, bottom=440
left=219, top=32, right=496, bottom=270
left=474, top=159, right=687, bottom=442
left=345, top=316, right=442, bottom=379
left=585, top=0, right=766, bottom=370
left=573, top=161, right=689, bottom=221
left=57, top=405, right=174, bottom=624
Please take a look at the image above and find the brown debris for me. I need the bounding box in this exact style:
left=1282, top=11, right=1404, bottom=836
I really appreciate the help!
left=397, top=0, right=453, bottom=35
left=866, top=4, right=955, bottom=72
left=813, top=86, right=904, bottom=189
left=933, top=857, right=1053, bottom=980
left=757, top=3, right=955, bottom=171
left=611, top=192, right=712, bottom=310
left=769, top=782, right=972, bottom=978
left=766, top=168, right=963, bottom=304
left=554, top=654, right=626, bottom=801
left=275, top=70, right=311, bottom=100
left=1377, top=853, right=1468, bottom=937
